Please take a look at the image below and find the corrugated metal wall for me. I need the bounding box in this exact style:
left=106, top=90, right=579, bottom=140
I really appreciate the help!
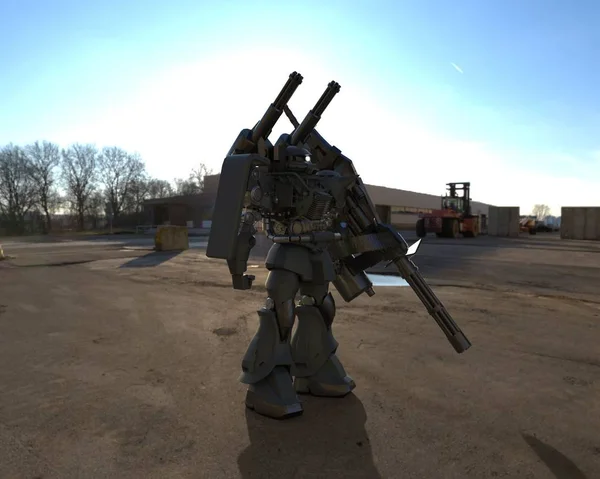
left=560, top=207, right=600, bottom=240
left=488, top=206, right=520, bottom=237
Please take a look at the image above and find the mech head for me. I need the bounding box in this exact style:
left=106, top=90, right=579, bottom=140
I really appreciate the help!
left=286, top=145, right=311, bottom=163
left=271, top=135, right=312, bottom=168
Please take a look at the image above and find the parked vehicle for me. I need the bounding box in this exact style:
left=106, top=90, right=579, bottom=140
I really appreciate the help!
left=416, top=182, right=487, bottom=238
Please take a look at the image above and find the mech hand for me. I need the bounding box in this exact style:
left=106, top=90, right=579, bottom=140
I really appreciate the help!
left=232, top=274, right=255, bottom=290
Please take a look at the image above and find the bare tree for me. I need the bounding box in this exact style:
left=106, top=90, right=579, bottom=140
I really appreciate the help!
left=88, top=191, right=106, bottom=229
left=532, top=204, right=551, bottom=221
left=126, top=176, right=151, bottom=215
left=173, top=163, right=213, bottom=195
left=147, top=178, right=174, bottom=198
left=173, top=177, right=200, bottom=195
left=25, top=140, right=61, bottom=232
left=98, top=147, right=145, bottom=220
left=0, top=144, right=38, bottom=234
left=61, top=143, right=98, bottom=231
left=189, top=163, right=213, bottom=192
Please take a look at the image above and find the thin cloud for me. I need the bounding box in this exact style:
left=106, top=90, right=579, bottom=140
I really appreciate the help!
left=451, top=62, right=464, bottom=74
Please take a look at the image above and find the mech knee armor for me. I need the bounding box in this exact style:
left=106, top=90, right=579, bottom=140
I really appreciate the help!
left=291, top=293, right=355, bottom=397
left=291, top=292, right=338, bottom=377
left=239, top=302, right=294, bottom=385
left=239, top=299, right=302, bottom=419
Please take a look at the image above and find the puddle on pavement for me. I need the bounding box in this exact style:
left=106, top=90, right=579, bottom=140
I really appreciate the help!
left=196, top=267, right=407, bottom=286
left=243, top=267, right=408, bottom=287
left=366, top=274, right=409, bottom=287
left=190, top=240, right=208, bottom=247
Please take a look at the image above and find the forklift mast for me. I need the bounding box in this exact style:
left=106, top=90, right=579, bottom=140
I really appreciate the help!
left=445, top=182, right=472, bottom=216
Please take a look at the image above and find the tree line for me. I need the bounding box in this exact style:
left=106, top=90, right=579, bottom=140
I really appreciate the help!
left=0, top=141, right=211, bottom=235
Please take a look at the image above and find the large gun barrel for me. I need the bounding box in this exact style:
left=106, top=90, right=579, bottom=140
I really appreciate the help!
left=251, top=71, right=304, bottom=143
left=394, top=256, right=472, bottom=353
left=290, top=80, right=341, bottom=145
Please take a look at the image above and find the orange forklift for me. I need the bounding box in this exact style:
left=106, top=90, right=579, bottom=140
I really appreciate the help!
left=416, top=182, right=487, bottom=238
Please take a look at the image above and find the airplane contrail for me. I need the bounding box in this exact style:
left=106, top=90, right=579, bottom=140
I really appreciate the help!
left=451, top=62, right=464, bottom=74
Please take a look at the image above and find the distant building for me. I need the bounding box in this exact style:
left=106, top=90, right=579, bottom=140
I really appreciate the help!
left=142, top=174, right=493, bottom=230
left=362, top=183, right=490, bottom=229
left=142, top=193, right=214, bottom=228
left=205, top=174, right=490, bottom=229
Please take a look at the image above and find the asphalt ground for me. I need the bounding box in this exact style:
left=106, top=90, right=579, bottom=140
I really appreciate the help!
left=0, top=232, right=599, bottom=478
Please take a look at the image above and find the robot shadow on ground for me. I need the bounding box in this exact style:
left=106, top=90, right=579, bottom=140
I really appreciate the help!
left=237, top=392, right=382, bottom=479
left=119, top=250, right=182, bottom=268
left=521, top=433, right=588, bottom=479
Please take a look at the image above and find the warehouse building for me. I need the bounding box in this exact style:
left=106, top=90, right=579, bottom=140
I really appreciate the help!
left=144, top=174, right=600, bottom=242
left=143, top=174, right=491, bottom=230
left=142, top=193, right=214, bottom=229
left=362, top=183, right=490, bottom=229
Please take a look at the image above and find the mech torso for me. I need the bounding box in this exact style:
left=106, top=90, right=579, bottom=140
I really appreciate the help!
left=244, top=154, right=357, bottom=244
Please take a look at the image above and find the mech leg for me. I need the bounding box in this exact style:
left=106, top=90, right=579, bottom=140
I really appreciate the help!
left=239, top=269, right=303, bottom=419
left=291, top=282, right=356, bottom=397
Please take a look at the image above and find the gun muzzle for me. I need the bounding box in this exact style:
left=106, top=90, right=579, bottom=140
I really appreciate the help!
left=273, top=72, right=304, bottom=110
left=252, top=72, right=304, bottom=143
left=312, top=80, right=341, bottom=117
left=290, top=80, right=341, bottom=145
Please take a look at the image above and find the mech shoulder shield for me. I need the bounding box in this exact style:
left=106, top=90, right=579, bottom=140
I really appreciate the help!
left=206, top=153, right=269, bottom=260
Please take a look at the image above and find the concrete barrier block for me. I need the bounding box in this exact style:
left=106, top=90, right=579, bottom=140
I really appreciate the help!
left=155, top=225, right=189, bottom=251
left=488, top=206, right=520, bottom=236
left=561, top=207, right=600, bottom=240
left=584, top=208, right=599, bottom=240
left=508, top=207, right=521, bottom=236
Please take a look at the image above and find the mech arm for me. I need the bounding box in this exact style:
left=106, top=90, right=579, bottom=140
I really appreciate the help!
left=284, top=110, right=471, bottom=353
left=227, top=216, right=258, bottom=290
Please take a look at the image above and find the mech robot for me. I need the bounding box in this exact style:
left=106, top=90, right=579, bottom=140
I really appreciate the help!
left=206, top=72, right=471, bottom=419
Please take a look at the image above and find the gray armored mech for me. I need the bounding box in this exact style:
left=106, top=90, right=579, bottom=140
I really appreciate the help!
left=206, top=72, right=471, bottom=419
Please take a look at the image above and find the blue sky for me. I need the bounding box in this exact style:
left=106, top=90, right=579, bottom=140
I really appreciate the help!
left=2, top=0, right=599, bottom=214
